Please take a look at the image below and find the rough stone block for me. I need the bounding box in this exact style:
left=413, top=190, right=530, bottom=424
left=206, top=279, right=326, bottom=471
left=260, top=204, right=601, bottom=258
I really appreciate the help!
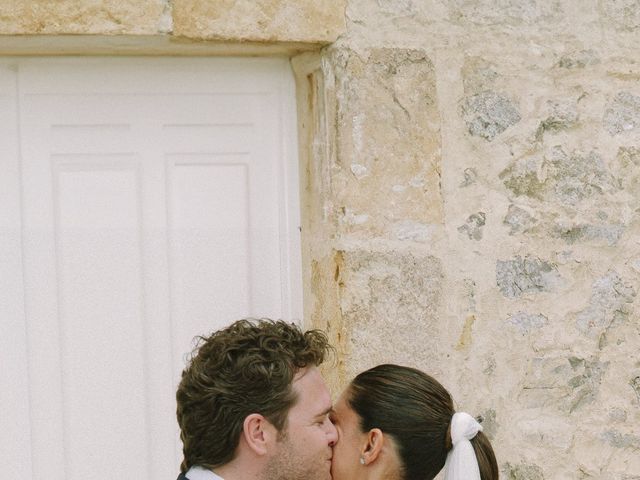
left=608, top=407, right=628, bottom=423
left=477, top=408, right=498, bottom=439
left=503, top=205, right=538, bottom=235
left=601, top=430, right=640, bottom=449
left=575, top=271, right=635, bottom=337
left=460, top=167, right=479, bottom=187
left=336, top=249, right=443, bottom=379
left=521, top=356, right=609, bottom=413
left=462, top=90, right=521, bottom=141
left=501, top=157, right=545, bottom=199
left=501, top=147, right=615, bottom=205
left=535, top=99, right=579, bottom=139
left=604, top=91, right=640, bottom=136
left=612, top=146, right=640, bottom=196
left=601, top=0, right=640, bottom=31
left=462, top=57, right=499, bottom=93
left=553, top=222, right=625, bottom=246
left=376, top=0, right=416, bottom=16
left=329, top=47, right=443, bottom=237
left=556, top=49, right=600, bottom=69
left=502, top=462, right=545, bottom=480
left=546, top=147, right=614, bottom=205
left=172, top=0, right=346, bottom=42
left=496, top=256, right=561, bottom=298
left=458, top=212, right=486, bottom=240
left=449, top=0, right=563, bottom=26
left=0, top=0, right=167, bottom=34
left=507, top=311, right=548, bottom=334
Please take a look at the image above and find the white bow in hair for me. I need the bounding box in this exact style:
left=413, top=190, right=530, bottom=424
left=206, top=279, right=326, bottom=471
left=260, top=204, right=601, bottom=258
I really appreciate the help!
left=443, top=412, right=483, bottom=480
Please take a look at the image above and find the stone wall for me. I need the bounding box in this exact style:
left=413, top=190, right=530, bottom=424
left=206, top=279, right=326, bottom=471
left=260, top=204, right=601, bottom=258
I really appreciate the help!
left=304, top=1, right=640, bottom=479
left=2, top=0, right=639, bottom=478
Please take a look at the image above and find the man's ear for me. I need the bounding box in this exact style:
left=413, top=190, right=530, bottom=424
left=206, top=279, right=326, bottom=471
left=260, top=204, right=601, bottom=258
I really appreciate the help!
left=360, top=428, right=385, bottom=465
left=242, top=414, right=277, bottom=456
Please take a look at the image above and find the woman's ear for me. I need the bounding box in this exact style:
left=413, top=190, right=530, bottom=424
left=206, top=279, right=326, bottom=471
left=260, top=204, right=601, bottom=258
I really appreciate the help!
left=361, top=428, right=385, bottom=464
left=242, top=413, right=277, bottom=456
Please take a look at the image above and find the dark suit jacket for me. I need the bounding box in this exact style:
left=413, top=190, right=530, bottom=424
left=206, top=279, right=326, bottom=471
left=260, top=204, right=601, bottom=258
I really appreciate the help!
left=176, top=473, right=188, bottom=480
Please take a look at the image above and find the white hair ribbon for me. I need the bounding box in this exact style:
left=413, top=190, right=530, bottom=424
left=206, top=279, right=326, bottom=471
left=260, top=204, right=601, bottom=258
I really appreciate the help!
left=443, top=412, right=483, bottom=480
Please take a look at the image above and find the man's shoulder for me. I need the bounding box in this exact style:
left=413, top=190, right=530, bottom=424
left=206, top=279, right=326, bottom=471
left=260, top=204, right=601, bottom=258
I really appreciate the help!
left=177, top=473, right=189, bottom=480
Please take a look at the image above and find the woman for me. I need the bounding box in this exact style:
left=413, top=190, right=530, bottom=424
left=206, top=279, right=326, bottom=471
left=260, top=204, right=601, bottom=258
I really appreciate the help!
left=330, top=364, right=498, bottom=480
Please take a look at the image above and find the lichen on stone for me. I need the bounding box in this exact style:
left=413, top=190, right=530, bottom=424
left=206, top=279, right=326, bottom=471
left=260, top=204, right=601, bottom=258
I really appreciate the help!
left=449, top=0, right=563, bottom=26
left=575, top=271, right=636, bottom=337
left=603, top=91, right=640, bottom=136
left=545, top=147, right=614, bottom=205
left=477, top=408, right=498, bottom=439
left=552, top=222, right=625, bottom=246
left=608, top=407, right=628, bottom=423
left=521, top=356, right=609, bottom=413
left=535, top=100, right=579, bottom=140
left=566, top=357, right=610, bottom=412
left=496, top=255, right=561, bottom=298
left=502, top=461, right=545, bottom=480
left=462, top=90, right=522, bottom=141
left=612, top=146, right=640, bottom=195
left=601, top=0, right=640, bottom=31
left=500, top=156, right=545, bottom=199
left=458, top=211, right=486, bottom=240
left=504, top=204, right=538, bottom=235
left=376, top=0, right=416, bottom=15
left=556, top=49, right=600, bottom=69
left=601, top=429, right=640, bottom=449
left=500, top=147, right=615, bottom=205
left=507, top=311, right=548, bottom=333
left=460, top=167, right=478, bottom=187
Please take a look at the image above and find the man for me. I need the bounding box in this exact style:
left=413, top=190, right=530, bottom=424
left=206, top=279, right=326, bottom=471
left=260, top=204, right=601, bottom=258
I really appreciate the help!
left=176, top=318, right=338, bottom=480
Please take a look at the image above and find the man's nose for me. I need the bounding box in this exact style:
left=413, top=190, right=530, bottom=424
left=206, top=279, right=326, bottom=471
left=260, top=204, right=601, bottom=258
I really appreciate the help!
left=327, top=421, right=338, bottom=446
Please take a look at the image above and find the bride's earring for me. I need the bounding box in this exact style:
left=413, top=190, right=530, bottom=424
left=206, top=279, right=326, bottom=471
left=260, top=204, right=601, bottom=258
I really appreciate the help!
left=360, top=457, right=365, bottom=465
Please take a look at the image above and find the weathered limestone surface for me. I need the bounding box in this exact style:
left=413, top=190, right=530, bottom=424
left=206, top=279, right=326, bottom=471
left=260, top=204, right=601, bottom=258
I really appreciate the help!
left=172, top=0, right=346, bottom=43
left=335, top=249, right=444, bottom=381
left=0, top=0, right=345, bottom=43
left=326, top=46, right=443, bottom=240
left=306, top=1, right=640, bottom=478
left=0, top=0, right=169, bottom=34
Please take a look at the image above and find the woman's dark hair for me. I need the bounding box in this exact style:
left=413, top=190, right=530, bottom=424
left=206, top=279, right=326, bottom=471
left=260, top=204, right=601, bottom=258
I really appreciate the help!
left=348, top=364, right=499, bottom=480
left=176, top=319, right=331, bottom=473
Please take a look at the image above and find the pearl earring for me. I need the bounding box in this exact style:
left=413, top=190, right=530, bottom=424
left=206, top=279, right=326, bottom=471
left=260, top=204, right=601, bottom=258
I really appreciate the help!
left=360, top=457, right=365, bottom=465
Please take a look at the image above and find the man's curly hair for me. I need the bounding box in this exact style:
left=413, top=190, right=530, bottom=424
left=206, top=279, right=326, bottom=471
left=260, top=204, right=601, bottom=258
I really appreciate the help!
left=176, top=318, right=331, bottom=472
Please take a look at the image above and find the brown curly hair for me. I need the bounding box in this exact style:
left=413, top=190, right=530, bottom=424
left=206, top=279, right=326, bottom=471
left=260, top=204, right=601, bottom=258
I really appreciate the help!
left=176, top=318, right=331, bottom=472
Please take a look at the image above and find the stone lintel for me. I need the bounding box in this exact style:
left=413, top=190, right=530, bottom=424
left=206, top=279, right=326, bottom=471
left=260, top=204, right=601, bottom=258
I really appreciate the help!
left=172, top=0, right=346, bottom=44
left=0, top=1, right=347, bottom=45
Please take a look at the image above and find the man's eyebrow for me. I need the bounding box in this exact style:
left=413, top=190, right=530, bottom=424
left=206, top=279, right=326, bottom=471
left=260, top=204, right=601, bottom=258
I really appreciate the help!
left=317, top=406, right=335, bottom=418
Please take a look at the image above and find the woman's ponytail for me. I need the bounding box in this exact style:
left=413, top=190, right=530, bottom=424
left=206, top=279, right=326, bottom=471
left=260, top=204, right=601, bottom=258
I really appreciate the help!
left=471, top=431, right=499, bottom=480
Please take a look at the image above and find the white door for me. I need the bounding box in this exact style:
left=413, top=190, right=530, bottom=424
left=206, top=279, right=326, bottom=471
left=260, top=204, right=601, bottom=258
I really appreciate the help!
left=0, top=57, right=302, bottom=479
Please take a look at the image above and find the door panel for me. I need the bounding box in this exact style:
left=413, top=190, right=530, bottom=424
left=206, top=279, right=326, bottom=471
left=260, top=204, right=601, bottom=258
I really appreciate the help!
left=1, top=57, right=301, bottom=479
left=0, top=62, right=34, bottom=480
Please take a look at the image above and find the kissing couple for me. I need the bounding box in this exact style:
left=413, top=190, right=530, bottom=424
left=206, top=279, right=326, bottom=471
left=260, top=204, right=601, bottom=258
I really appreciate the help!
left=176, top=319, right=498, bottom=480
